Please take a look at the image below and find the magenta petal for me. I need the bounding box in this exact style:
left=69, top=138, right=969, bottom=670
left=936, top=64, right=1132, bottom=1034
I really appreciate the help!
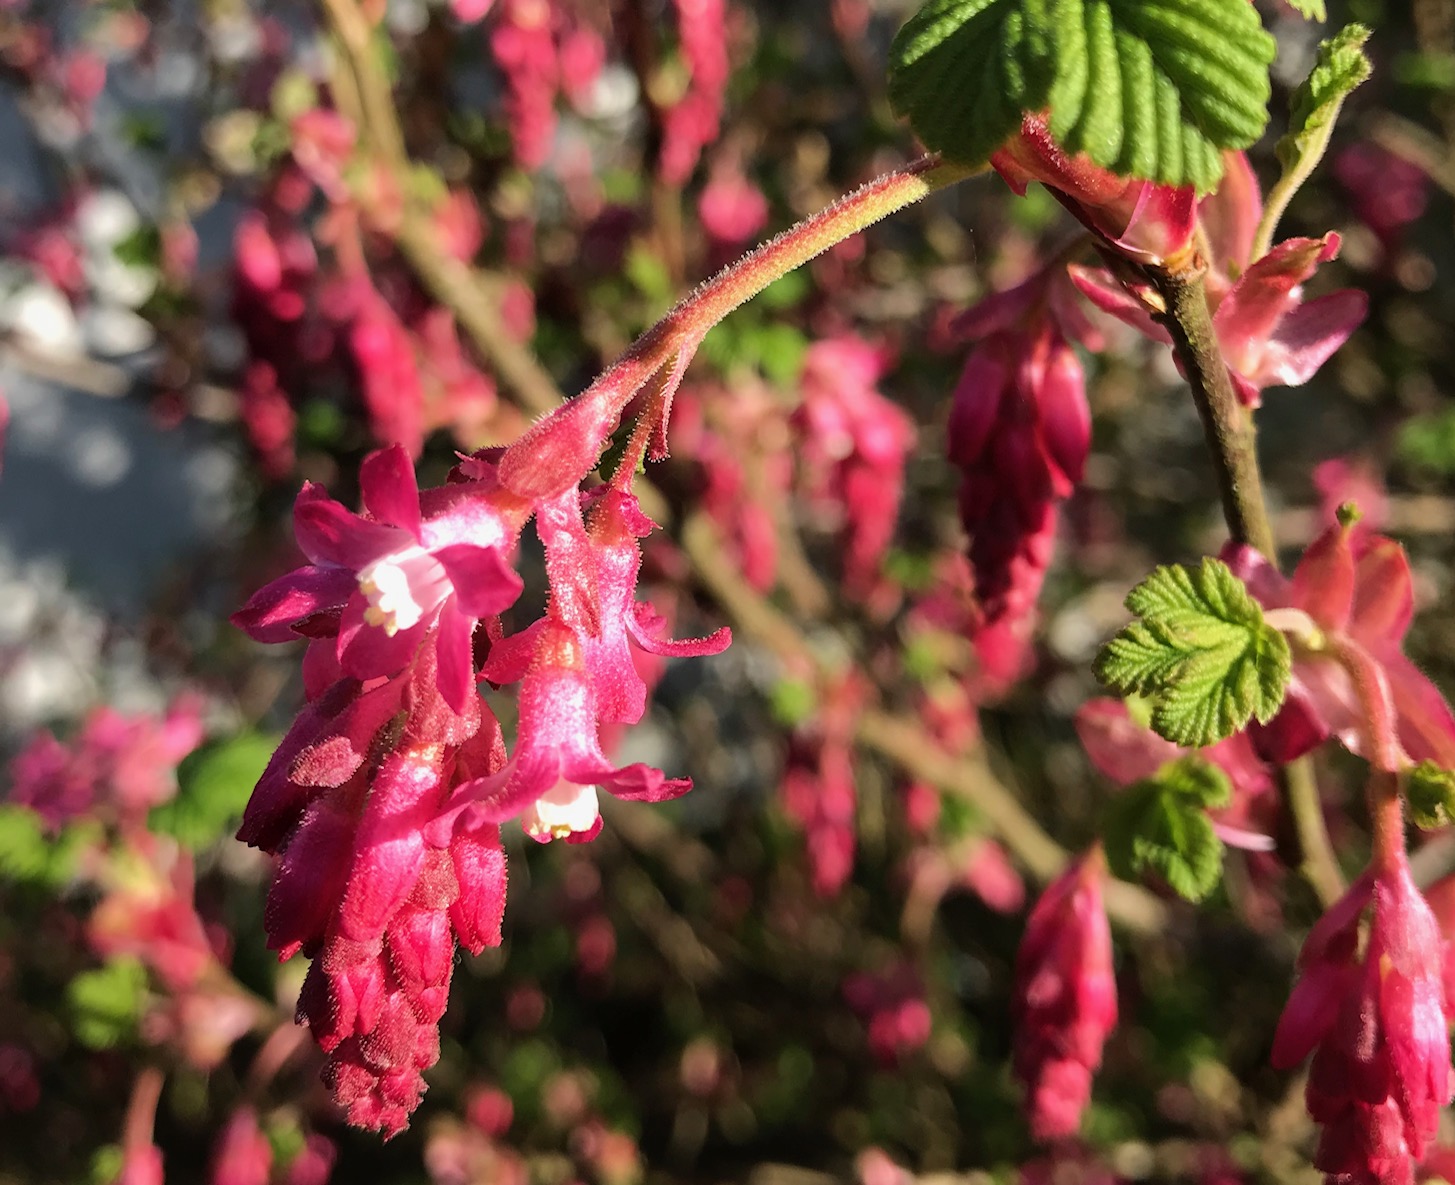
left=1219, top=542, right=1293, bottom=609
left=448, top=816, right=506, bottom=955
left=1291, top=525, right=1356, bottom=632
left=1351, top=538, right=1415, bottom=645
left=626, top=602, right=731, bottom=657
left=433, top=599, right=477, bottom=716
left=481, top=620, right=546, bottom=686
left=1065, top=265, right=1170, bottom=343
left=1198, top=151, right=1262, bottom=276
left=337, top=595, right=428, bottom=679
left=471, top=746, right=563, bottom=825
left=1252, top=290, right=1368, bottom=389
left=1074, top=698, right=1179, bottom=784
left=232, top=566, right=357, bottom=642
left=1249, top=688, right=1331, bottom=764
left=600, top=764, right=693, bottom=803
left=432, top=543, right=523, bottom=618
left=1114, top=184, right=1197, bottom=265
left=295, top=487, right=404, bottom=569
left=359, top=445, right=422, bottom=540
left=337, top=753, right=441, bottom=941
left=1035, top=340, right=1090, bottom=488
left=1385, top=652, right=1455, bottom=770
left=1213, top=237, right=1333, bottom=361
left=951, top=275, right=1042, bottom=340
left=947, top=343, right=1011, bottom=467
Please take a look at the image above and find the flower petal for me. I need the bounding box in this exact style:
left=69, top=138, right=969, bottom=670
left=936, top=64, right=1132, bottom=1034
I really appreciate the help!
left=1197, top=151, right=1261, bottom=276
left=600, top=764, right=693, bottom=803
left=1385, top=652, right=1455, bottom=770
left=1073, top=698, right=1179, bottom=784
left=359, top=445, right=422, bottom=540
left=948, top=342, right=1011, bottom=467
left=1036, top=338, right=1089, bottom=488
left=1250, top=290, right=1368, bottom=389
left=433, top=599, right=478, bottom=716
left=1291, top=524, right=1356, bottom=632
left=232, top=566, right=357, bottom=642
left=295, top=484, right=404, bottom=570
left=1213, top=236, right=1337, bottom=367
left=337, top=595, right=428, bottom=680
left=1350, top=537, right=1414, bottom=646
left=432, top=543, right=523, bottom=618
left=1065, top=265, right=1170, bottom=343
left=626, top=602, right=731, bottom=657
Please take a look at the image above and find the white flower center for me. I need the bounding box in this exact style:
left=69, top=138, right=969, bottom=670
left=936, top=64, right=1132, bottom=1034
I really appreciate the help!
left=522, top=782, right=600, bottom=842
left=357, top=545, right=450, bottom=636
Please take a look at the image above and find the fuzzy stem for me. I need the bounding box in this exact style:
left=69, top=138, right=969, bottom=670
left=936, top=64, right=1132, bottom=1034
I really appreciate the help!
left=1326, top=636, right=1407, bottom=774
left=1148, top=261, right=1346, bottom=906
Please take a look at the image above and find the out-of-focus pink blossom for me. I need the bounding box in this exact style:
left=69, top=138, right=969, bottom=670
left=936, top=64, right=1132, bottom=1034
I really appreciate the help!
left=794, top=335, right=915, bottom=602
left=844, top=963, right=932, bottom=1066
left=699, top=163, right=769, bottom=246
left=1335, top=142, right=1429, bottom=257
left=1013, top=850, right=1117, bottom=1142
left=211, top=1107, right=272, bottom=1185
left=962, top=839, right=1026, bottom=913
left=660, top=0, right=729, bottom=184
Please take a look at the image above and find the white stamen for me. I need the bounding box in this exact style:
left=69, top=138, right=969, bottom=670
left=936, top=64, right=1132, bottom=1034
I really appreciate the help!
left=523, top=782, right=601, bottom=842
left=357, top=545, right=449, bottom=636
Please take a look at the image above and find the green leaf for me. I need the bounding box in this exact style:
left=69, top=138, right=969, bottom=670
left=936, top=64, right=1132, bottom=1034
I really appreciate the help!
left=1049, top=0, right=1276, bottom=192
left=149, top=731, right=278, bottom=850
left=1274, top=25, right=1371, bottom=186
left=1103, top=757, right=1230, bottom=901
left=1285, top=0, right=1326, bottom=19
left=888, top=0, right=1060, bottom=171
left=0, top=805, right=50, bottom=883
left=1094, top=558, right=1291, bottom=747
left=67, top=958, right=148, bottom=1050
left=889, top=0, right=1276, bottom=192
left=1406, top=761, right=1455, bottom=829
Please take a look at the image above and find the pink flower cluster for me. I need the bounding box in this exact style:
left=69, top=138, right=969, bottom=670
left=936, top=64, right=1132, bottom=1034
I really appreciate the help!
left=232, top=436, right=729, bottom=1133
left=1012, top=851, right=1117, bottom=1142
left=844, top=963, right=933, bottom=1067
left=660, top=0, right=730, bottom=185
left=780, top=675, right=864, bottom=897
left=947, top=268, right=1095, bottom=689
left=10, top=698, right=203, bottom=830
left=793, top=336, right=916, bottom=602
left=489, top=0, right=605, bottom=171
left=1273, top=855, right=1452, bottom=1185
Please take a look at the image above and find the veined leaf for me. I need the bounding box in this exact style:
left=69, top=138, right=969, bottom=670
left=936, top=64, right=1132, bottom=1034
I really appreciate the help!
left=1094, top=558, right=1290, bottom=747
left=1275, top=25, right=1372, bottom=180
left=888, top=0, right=1276, bottom=192
left=1102, top=757, right=1231, bottom=901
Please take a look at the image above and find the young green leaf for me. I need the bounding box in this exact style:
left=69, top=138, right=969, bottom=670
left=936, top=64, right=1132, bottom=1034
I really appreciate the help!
left=1094, top=558, right=1291, bottom=748
left=888, top=0, right=1059, bottom=172
left=1102, top=757, right=1231, bottom=902
left=67, top=958, right=149, bottom=1050
left=888, top=0, right=1276, bottom=192
left=1406, top=760, right=1455, bottom=829
left=1253, top=25, right=1371, bottom=257
left=1285, top=0, right=1326, bottom=20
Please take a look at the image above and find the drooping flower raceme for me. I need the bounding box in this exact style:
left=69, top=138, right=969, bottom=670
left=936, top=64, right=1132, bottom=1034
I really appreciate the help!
left=232, top=440, right=729, bottom=1134
left=1272, top=856, right=1452, bottom=1185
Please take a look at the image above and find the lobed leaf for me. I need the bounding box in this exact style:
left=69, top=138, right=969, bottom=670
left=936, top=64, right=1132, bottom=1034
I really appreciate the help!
left=889, top=0, right=1276, bottom=191
left=1094, top=559, right=1291, bottom=748
left=1102, top=757, right=1230, bottom=901
left=1406, top=760, right=1455, bottom=829
left=1274, top=25, right=1372, bottom=182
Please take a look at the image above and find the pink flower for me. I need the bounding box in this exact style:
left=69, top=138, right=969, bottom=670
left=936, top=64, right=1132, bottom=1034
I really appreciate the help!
left=232, top=445, right=526, bottom=714
left=659, top=0, right=729, bottom=184
left=1223, top=519, right=1455, bottom=770
left=1070, top=152, right=1367, bottom=407
left=794, top=336, right=915, bottom=600
left=698, top=163, right=769, bottom=246
left=1335, top=143, right=1429, bottom=258
left=1272, top=857, right=1451, bottom=1185
left=991, top=115, right=1196, bottom=267
left=1013, top=850, right=1118, bottom=1142
left=211, top=1107, right=272, bottom=1185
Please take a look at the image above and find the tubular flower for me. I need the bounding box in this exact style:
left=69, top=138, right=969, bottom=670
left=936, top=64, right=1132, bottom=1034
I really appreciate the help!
left=1012, top=849, right=1118, bottom=1142
left=1272, top=857, right=1452, bottom=1185
left=948, top=267, right=1096, bottom=689
left=1222, top=517, right=1455, bottom=770
left=232, top=444, right=528, bottom=714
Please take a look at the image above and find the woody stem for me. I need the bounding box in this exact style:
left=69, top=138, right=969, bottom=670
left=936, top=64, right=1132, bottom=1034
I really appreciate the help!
left=1147, top=261, right=1346, bottom=908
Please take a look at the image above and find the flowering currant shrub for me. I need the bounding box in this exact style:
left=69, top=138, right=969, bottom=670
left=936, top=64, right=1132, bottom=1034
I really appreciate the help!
left=7, top=2, right=1455, bottom=1184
